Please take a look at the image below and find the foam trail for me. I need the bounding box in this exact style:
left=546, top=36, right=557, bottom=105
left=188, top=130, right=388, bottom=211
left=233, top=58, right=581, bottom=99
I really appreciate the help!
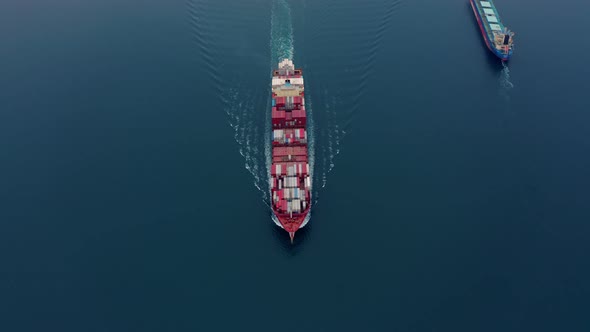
left=303, top=0, right=401, bottom=191
left=221, top=83, right=268, bottom=203
left=498, top=61, right=514, bottom=102
left=270, top=0, right=294, bottom=66
left=187, top=0, right=271, bottom=205
left=500, top=62, right=514, bottom=89
left=305, top=88, right=315, bottom=195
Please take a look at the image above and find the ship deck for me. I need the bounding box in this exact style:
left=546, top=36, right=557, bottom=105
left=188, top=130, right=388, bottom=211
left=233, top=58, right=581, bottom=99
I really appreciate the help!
left=270, top=60, right=311, bottom=240
left=473, top=0, right=506, bottom=39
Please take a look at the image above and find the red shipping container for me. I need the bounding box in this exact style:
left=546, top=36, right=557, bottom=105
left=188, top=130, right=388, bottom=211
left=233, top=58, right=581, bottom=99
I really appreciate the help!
left=272, top=109, right=286, bottom=127
left=298, top=129, right=305, bottom=139
left=273, top=147, right=307, bottom=157
left=275, top=97, right=286, bottom=106
left=293, top=146, right=307, bottom=155
left=272, top=107, right=285, bottom=118
left=282, top=156, right=305, bottom=163
left=272, top=148, right=282, bottom=157
left=292, top=109, right=306, bottom=126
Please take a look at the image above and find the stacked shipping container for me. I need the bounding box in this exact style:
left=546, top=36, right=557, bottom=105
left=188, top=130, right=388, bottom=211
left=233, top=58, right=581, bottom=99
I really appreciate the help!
left=272, top=128, right=307, bottom=145
left=270, top=59, right=310, bottom=231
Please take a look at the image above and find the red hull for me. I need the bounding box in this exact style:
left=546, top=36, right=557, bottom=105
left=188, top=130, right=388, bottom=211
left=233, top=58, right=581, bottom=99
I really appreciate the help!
left=276, top=213, right=308, bottom=243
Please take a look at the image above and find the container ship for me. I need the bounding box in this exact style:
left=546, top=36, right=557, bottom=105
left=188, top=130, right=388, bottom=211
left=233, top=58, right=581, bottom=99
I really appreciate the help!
left=270, top=59, right=311, bottom=243
left=470, top=0, right=515, bottom=61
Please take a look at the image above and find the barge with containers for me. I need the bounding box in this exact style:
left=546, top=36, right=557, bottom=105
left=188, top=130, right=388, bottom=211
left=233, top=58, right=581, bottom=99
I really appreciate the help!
left=469, top=0, right=515, bottom=60
left=270, top=59, right=311, bottom=243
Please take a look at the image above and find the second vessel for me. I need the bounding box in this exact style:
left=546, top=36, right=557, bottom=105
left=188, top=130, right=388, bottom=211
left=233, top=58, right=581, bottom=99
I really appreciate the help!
left=470, top=0, right=515, bottom=60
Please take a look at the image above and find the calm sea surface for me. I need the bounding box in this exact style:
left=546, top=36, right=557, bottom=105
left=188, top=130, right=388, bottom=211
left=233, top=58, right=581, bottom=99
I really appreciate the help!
left=1, top=0, right=589, bottom=331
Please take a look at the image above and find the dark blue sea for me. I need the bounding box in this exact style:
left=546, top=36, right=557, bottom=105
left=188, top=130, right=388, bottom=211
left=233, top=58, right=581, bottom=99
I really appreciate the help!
left=1, top=0, right=589, bottom=330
